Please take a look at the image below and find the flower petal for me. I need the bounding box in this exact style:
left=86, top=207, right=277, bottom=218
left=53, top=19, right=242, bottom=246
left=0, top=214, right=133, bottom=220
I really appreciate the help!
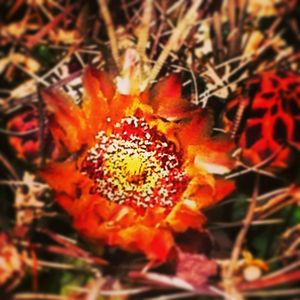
left=82, top=67, right=113, bottom=135
left=71, top=199, right=174, bottom=261
left=177, top=111, right=213, bottom=146
left=150, top=74, right=196, bottom=120
left=214, top=178, right=235, bottom=202
left=192, top=135, right=236, bottom=175
left=151, top=74, right=182, bottom=100
left=39, top=161, right=76, bottom=191
left=109, top=94, right=147, bottom=123
left=182, top=168, right=235, bottom=209
left=42, top=89, right=87, bottom=152
left=155, top=97, right=199, bottom=121
left=166, top=202, right=206, bottom=232
left=118, top=225, right=174, bottom=261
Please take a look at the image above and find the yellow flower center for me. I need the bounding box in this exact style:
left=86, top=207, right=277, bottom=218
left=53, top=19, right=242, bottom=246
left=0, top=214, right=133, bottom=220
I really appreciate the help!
left=81, top=116, right=188, bottom=211
left=122, top=154, right=146, bottom=183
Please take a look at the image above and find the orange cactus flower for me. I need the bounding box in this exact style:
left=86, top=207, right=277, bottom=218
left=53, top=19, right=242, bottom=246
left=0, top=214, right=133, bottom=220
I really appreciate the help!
left=38, top=66, right=235, bottom=261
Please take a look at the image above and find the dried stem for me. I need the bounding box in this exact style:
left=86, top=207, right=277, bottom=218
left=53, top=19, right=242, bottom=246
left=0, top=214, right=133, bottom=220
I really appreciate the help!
left=14, top=294, right=67, bottom=300
left=98, top=0, right=120, bottom=69
left=145, top=0, right=203, bottom=85
left=239, top=270, right=300, bottom=291
left=137, top=0, right=152, bottom=62
left=0, top=152, right=19, bottom=179
left=223, top=174, right=260, bottom=298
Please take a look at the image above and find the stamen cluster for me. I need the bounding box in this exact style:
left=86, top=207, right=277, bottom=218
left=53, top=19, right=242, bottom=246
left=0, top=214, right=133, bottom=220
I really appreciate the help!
left=81, top=117, right=188, bottom=210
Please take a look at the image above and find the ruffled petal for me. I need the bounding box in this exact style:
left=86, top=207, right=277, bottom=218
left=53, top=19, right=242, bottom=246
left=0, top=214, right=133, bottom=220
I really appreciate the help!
left=177, top=111, right=213, bottom=146
left=42, top=89, right=87, bottom=152
left=166, top=201, right=206, bottom=232
left=178, top=110, right=235, bottom=175
left=151, top=74, right=182, bottom=100
left=39, top=161, right=81, bottom=196
left=70, top=198, right=174, bottom=261
left=150, top=74, right=196, bottom=120
left=184, top=175, right=215, bottom=209
left=82, top=67, right=113, bottom=136
left=117, top=225, right=174, bottom=261
left=183, top=164, right=235, bottom=209
left=156, top=97, right=199, bottom=121
left=108, top=94, right=155, bottom=124
left=191, top=135, right=236, bottom=175
left=214, top=179, right=236, bottom=202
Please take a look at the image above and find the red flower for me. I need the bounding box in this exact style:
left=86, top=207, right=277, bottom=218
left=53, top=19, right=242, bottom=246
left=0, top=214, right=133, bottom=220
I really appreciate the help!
left=7, top=108, right=42, bottom=162
left=7, top=107, right=62, bottom=163
left=225, top=71, right=300, bottom=169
